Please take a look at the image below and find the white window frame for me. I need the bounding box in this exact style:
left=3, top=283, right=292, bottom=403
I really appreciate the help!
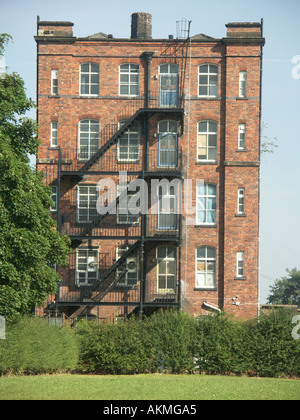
left=119, top=63, right=139, bottom=96
left=117, top=120, right=140, bottom=162
left=238, top=123, right=246, bottom=150
left=75, top=249, right=99, bottom=286
left=196, top=183, right=217, bottom=225
left=50, top=186, right=58, bottom=212
left=156, top=245, right=176, bottom=294
left=195, top=246, right=217, bottom=289
left=239, top=71, right=247, bottom=98
left=236, top=251, right=245, bottom=278
left=77, top=185, right=98, bottom=223
left=158, top=120, right=178, bottom=167
left=51, top=69, right=58, bottom=95
left=50, top=121, right=58, bottom=147
left=77, top=119, right=100, bottom=161
left=116, top=185, right=139, bottom=225
left=79, top=62, right=100, bottom=96
left=197, top=120, right=218, bottom=162
left=198, top=64, right=219, bottom=97
left=237, top=188, right=245, bottom=214
left=157, top=184, right=177, bottom=230
left=115, top=245, right=139, bottom=287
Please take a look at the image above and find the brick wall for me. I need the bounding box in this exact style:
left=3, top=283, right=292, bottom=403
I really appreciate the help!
left=36, top=19, right=264, bottom=320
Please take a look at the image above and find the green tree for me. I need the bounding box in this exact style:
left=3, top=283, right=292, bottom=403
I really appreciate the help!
left=267, top=268, right=300, bottom=306
left=0, top=36, right=71, bottom=322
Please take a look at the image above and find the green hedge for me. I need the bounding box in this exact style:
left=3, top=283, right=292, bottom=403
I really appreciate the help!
left=1, top=310, right=299, bottom=377
left=75, top=309, right=300, bottom=378
left=0, top=317, right=79, bottom=375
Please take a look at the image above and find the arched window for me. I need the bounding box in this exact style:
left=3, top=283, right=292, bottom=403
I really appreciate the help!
left=159, top=63, right=179, bottom=107
left=156, top=245, right=176, bottom=293
left=119, top=63, right=139, bottom=96
left=116, top=245, right=139, bottom=286
left=80, top=63, right=100, bottom=96
left=196, top=183, right=217, bottom=225
left=197, top=120, right=218, bottom=162
left=198, top=64, right=218, bottom=97
left=117, top=120, right=140, bottom=161
left=77, top=119, right=100, bottom=160
left=196, top=246, right=217, bottom=288
left=157, top=120, right=178, bottom=167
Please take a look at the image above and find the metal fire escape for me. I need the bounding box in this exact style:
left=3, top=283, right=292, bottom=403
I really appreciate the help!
left=51, top=21, right=191, bottom=320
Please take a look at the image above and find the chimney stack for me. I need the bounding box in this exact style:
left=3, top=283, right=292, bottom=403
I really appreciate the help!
left=131, top=12, right=152, bottom=39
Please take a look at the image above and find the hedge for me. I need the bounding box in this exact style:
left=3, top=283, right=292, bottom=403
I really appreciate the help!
left=0, top=310, right=299, bottom=377
left=0, top=316, right=79, bottom=375
left=75, top=309, right=300, bottom=378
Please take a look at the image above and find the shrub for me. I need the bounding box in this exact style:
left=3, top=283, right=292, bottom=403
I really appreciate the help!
left=0, top=316, right=79, bottom=375
left=194, top=314, right=243, bottom=375
left=144, top=310, right=196, bottom=373
left=243, top=309, right=300, bottom=377
left=75, top=317, right=153, bottom=374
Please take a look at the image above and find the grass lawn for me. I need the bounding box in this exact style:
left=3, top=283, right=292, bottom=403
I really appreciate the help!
left=0, top=374, right=299, bottom=400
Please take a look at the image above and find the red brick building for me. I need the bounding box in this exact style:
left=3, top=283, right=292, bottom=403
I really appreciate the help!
left=35, top=13, right=265, bottom=321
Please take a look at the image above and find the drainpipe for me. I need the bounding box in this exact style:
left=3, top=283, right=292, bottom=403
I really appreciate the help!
left=143, top=51, right=154, bottom=108
left=203, top=301, right=221, bottom=314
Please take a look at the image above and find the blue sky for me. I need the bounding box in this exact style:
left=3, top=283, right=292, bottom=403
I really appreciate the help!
left=1, top=0, right=300, bottom=303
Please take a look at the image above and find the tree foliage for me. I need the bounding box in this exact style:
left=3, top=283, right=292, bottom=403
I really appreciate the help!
left=0, top=36, right=71, bottom=322
left=267, top=268, right=300, bottom=306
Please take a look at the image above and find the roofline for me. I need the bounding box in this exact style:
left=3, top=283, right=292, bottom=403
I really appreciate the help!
left=38, top=21, right=74, bottom=26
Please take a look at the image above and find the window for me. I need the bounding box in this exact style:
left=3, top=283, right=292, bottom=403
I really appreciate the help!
left=198, top=64, right=218, bottom=97
left=196, top=246, right=216, bottom=289
left=117, top=185, right=139, bottom=225
left=156, top=246, right=176, bottom=293
left=119, top=64, right=139, bottom=96
left=117, top=121, right=140, bottom=162
left=158, top=120, right=178, bottom=167
left=238, top=123, right=246, bottom=150
left=76, top=249, right=98, bottom=286
left=78, top=119, right=100, bottom=160
left=50, top=186, right=58, bottom=212
left=50, top=122, right=58, bottom=147
left=239, top=71, right=247, bottom=97
left=158, top=185, right=176, bottom=230
left=116, top=246, right=138, bottom=287
left=237, top=188, right=245, bottom=214
left=236, top=251, right=245, bottom=278
left=80, top=63, right=100, bottom=96
left=51, top=70, right=58, bottom=95
left=197, top=121, right=218, bottom=162
left=159, top=63, right=179, bottom=108
left=77, top=185, right=98, bottom=223
left=196, top=183, right=217, bottom=225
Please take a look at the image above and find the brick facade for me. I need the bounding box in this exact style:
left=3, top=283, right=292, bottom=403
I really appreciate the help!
left=35, top=14, right=264, bottom=321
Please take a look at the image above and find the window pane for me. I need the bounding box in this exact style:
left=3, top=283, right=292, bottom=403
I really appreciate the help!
left=120, top=64, right=129, bottom=72
left=170, top=64, right=179, bottom=73
left=159, top=64, right=168, bottom=73
left=91, top=63, right=99, bottom=73
left=197, top=247, right=205, bottom=258
left=120, top=85, right=129, bottom=95
left=130, top=85, right=139, bottom=95
left=208, top=121, right=217, bottom=132
left=157, top=246, right=166, bottom=258
left=91, top=85, right=99, bottom=95
left=91, top=74, right=99, bottom=84
left=199, top=86, right=207, bottom=96
left=207, top=247, right=216, bottom=259
left=81, top=63, right=89, bottom=73
left=199, top=64, right=209, bottom=73
left=199, top=75, right=208, bottom=85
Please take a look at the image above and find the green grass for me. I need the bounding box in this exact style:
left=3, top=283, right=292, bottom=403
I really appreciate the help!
left=0, top=374, right=299, bottom=400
